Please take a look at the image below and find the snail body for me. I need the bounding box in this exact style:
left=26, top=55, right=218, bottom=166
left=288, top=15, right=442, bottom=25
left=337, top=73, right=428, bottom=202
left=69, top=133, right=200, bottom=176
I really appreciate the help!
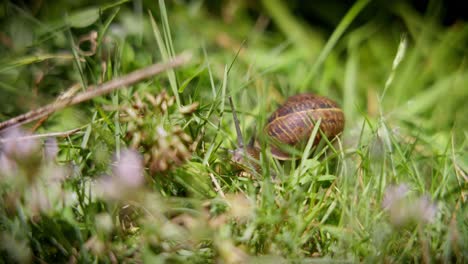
left=231, top=93, right=345, bottom=168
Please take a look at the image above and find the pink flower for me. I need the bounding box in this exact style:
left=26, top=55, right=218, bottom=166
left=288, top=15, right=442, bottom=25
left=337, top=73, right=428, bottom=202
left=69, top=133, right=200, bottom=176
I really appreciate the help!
left=382, top=184, right=409, bottom=209
left=414, top=195, right=437, bottom=223
left=98, top=149, right=145, bottom=200
left=112, top=149, right=144, bottom=188
left=1, top=127, right=39, bottom=159
left=382, top=184, right=438, bottom=226
left=0, top=153, right=16, bottom=175
left=43, top=137, right=59, bottom=161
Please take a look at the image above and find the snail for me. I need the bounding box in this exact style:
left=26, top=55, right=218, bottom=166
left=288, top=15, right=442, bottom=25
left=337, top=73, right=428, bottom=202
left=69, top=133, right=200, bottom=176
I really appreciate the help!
left=229, top=93, right=345, bottom=171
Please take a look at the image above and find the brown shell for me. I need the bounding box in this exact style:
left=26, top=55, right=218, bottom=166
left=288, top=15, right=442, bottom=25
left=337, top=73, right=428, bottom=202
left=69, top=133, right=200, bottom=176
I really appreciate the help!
left=264, top=93, right=345, bottom=160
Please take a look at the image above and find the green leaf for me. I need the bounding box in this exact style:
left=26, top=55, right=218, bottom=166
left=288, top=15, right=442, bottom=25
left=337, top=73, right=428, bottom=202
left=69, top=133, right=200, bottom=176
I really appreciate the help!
left=67, top=7, right=101, bottom=28
left=178, top=66, right=206, bottom=93
left=317, top=174, right=337, bottom=182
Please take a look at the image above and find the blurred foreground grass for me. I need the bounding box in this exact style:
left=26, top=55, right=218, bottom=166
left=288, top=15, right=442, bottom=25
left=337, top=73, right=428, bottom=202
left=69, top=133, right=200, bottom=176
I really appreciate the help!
left=0, top=0, right=467, bottom=263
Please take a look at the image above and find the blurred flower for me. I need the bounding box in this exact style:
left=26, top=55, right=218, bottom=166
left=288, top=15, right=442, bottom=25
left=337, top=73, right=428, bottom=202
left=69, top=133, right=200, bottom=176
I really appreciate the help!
left=98, top=149, right=145, bottom=200
left=1, top=128, right=42, bottom=182
left=27, top=164, right=68, bottom=215
left=414, top=195, right=438, bottom=223
left=382, top=184, right=438, bottom=226
left=29, top=185, right=51, bottom=214
left=0, top=153, right=16, bottom=176
left=382, top=183, right=409, bottom=209
left=43, top=137, right=59, bottom=161
left=1, top=127, right=69, bottom=219
left=113, top=149, right=144, bottom=188
left=98, top=177, right=120, bottom=200
left=1, top=127, right=40, bottom=159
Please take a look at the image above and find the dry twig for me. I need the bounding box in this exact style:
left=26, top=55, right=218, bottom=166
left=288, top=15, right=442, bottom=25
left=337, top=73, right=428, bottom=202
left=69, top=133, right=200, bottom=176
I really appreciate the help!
left=209, top=173, right=225, bottom=198
left=0, top=52, right=192, bottom=132
left=0, top=127, right=83, bottom=143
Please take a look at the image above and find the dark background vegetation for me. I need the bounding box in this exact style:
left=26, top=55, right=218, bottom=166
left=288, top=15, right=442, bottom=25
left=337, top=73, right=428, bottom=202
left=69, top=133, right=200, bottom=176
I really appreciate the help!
left=1, top=0, right=466, bottom=118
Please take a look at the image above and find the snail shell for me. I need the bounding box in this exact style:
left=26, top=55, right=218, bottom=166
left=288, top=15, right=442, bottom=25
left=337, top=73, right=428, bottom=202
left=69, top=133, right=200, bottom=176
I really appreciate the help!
left=264, top=93, right=345, bottom=160
left=230, top=93, right=345, bottom=172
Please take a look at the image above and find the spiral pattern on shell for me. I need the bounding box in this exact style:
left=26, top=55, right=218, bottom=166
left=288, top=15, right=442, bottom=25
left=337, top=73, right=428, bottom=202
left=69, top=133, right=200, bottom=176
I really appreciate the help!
left=264, top=93, right=345, bottom=159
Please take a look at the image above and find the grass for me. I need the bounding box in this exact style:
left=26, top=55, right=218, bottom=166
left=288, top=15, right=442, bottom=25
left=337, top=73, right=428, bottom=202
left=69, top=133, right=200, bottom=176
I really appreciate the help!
left=0, top=0, right=467, bottom=263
